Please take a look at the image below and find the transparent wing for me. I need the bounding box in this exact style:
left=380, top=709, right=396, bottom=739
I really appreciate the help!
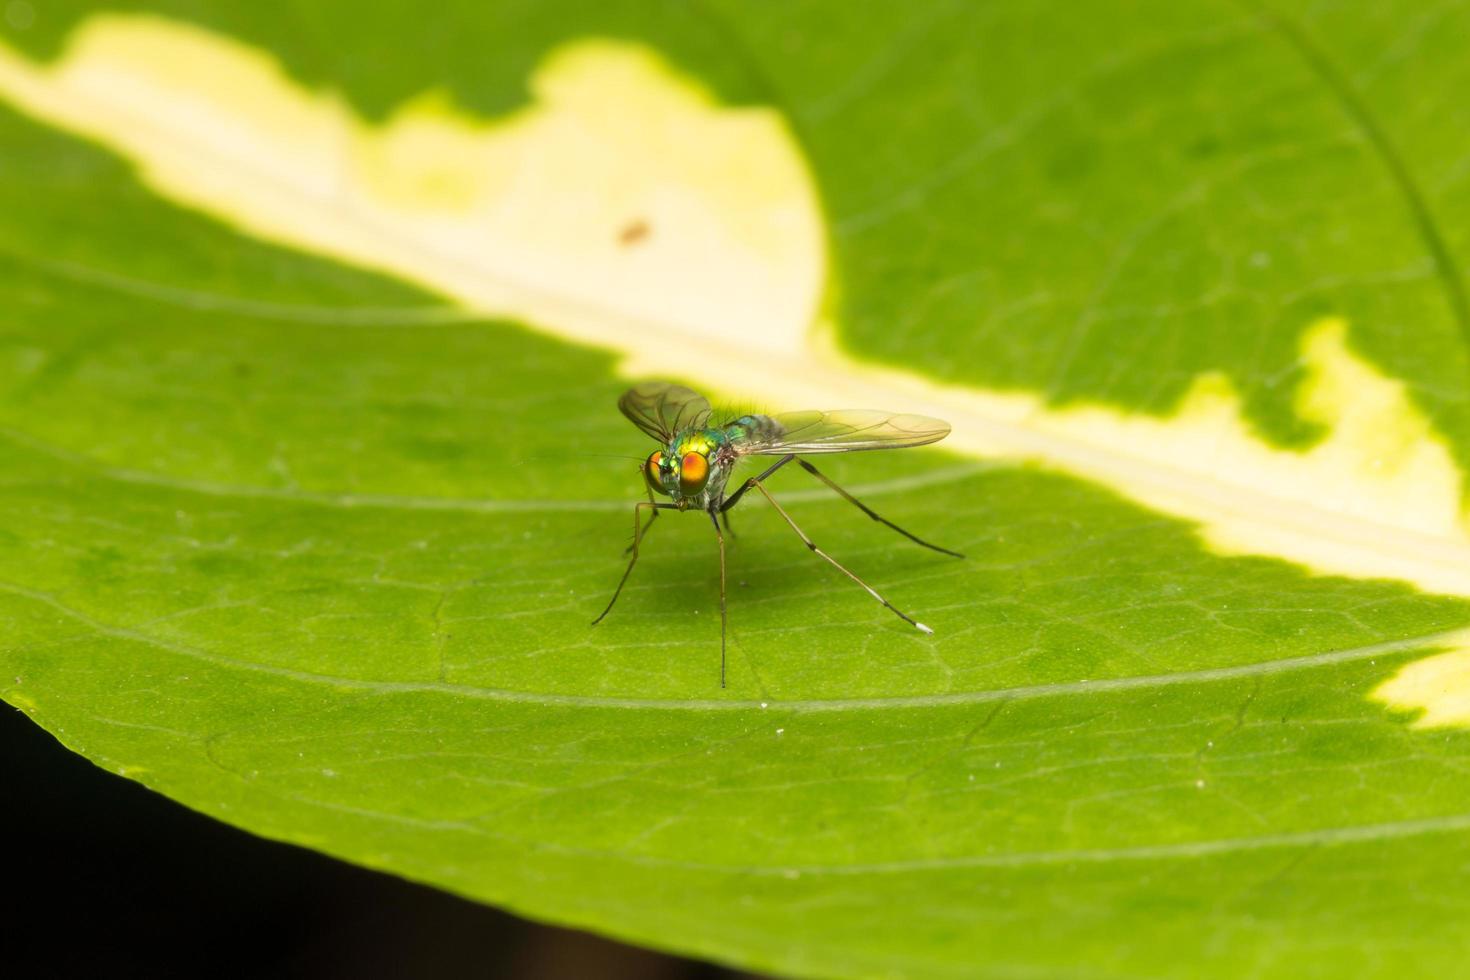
left=617, top=382, right=712, bottom=442
left=737, top=409, right=952, bottom=455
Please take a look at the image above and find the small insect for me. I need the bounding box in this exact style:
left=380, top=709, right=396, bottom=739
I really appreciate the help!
left=593, top=381, right=963, bottom=686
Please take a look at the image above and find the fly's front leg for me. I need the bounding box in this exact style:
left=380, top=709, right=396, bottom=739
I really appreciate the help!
left=593, top=500, right=669, bottom=625
left=625, top=487, right=660, bottom=555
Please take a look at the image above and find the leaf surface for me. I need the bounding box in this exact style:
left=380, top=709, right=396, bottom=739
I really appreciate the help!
left=4, top=3, right=1470, bottom=976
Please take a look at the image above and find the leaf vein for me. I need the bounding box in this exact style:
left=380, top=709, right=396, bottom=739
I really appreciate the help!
left=1, top=579, right=1457, bottom=712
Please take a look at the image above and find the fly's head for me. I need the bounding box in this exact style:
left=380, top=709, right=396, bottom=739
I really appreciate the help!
left=642, top=431, right=731, bottom=510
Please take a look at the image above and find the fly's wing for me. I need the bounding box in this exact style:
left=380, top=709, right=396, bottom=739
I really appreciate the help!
left=736, top=409, right=951, bottom=455
left=617, top=382, right=713, bottom=442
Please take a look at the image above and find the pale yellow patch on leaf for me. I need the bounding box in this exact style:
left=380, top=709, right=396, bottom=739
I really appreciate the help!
left=0, top=13, right=823, bottom=356
left=1, top=13, right=1469, bottom=606
left=1032, top=318, right=1470, bottom=590
left=1373, top=645, right=1470, bottom=729
left=750, top=316, right=1470, bottom=596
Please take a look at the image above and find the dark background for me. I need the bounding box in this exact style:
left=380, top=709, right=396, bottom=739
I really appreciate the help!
left=2, top=704, right=749, bottom=979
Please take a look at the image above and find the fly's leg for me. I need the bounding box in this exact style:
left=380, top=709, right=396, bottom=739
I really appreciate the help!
left=747, top=478, right=934, bottom=634
left=625, top=488, right=660, bottom=555
left=708, top=509, right=728, bottom=688
left=593, top=500, right=671, bottom=625
left=796, top=459, right=963, bottom=558
left=720, top=508, right=735, bottom=540
left=719, top=454, right=795, bottom=513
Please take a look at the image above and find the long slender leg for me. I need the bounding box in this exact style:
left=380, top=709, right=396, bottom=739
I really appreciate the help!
left=625, top=488, right=660, bottom=554
left=797, top=458, right=964, bottom=558
left=593, top=501, right=671, bottom=625
left=748, top=479, right=934, bottom=634
left=720, top=454, right=795, bottom=513
left=720, top=508, right=735, bottom=539
left=708, top=509, right=728, bottom=688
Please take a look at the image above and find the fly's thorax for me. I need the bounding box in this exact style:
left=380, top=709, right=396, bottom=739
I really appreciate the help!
left=725, top=414, right=783, bottom=447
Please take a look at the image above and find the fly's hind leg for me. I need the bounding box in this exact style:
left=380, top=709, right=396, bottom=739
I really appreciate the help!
left=747, top=478, right=934, bottom=635
left=796, top=458, right=963, bottom=558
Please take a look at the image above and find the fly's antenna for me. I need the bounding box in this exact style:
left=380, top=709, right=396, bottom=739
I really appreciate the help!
left=516, top=452, right=647, bottom=464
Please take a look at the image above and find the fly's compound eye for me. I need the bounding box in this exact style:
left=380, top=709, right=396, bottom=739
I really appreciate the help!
left=644, top=451, right=669, bottom=496
left=679, top=452, right=709, bottom=495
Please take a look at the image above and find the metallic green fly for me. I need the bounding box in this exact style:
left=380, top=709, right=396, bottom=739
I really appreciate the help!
left=593, top=381, right=963, bottom=686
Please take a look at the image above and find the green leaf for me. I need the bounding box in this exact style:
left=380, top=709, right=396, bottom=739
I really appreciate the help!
left=5, top=2, right=1470, bottom=976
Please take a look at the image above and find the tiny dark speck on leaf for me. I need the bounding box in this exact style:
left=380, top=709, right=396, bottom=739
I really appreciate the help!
left=619, top=219, right=651, bottom=246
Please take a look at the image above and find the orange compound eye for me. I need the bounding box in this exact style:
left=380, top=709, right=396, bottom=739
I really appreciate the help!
left=679, top=452, right=709, bottom=495
left=644, top=451, right=669, bottom=496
